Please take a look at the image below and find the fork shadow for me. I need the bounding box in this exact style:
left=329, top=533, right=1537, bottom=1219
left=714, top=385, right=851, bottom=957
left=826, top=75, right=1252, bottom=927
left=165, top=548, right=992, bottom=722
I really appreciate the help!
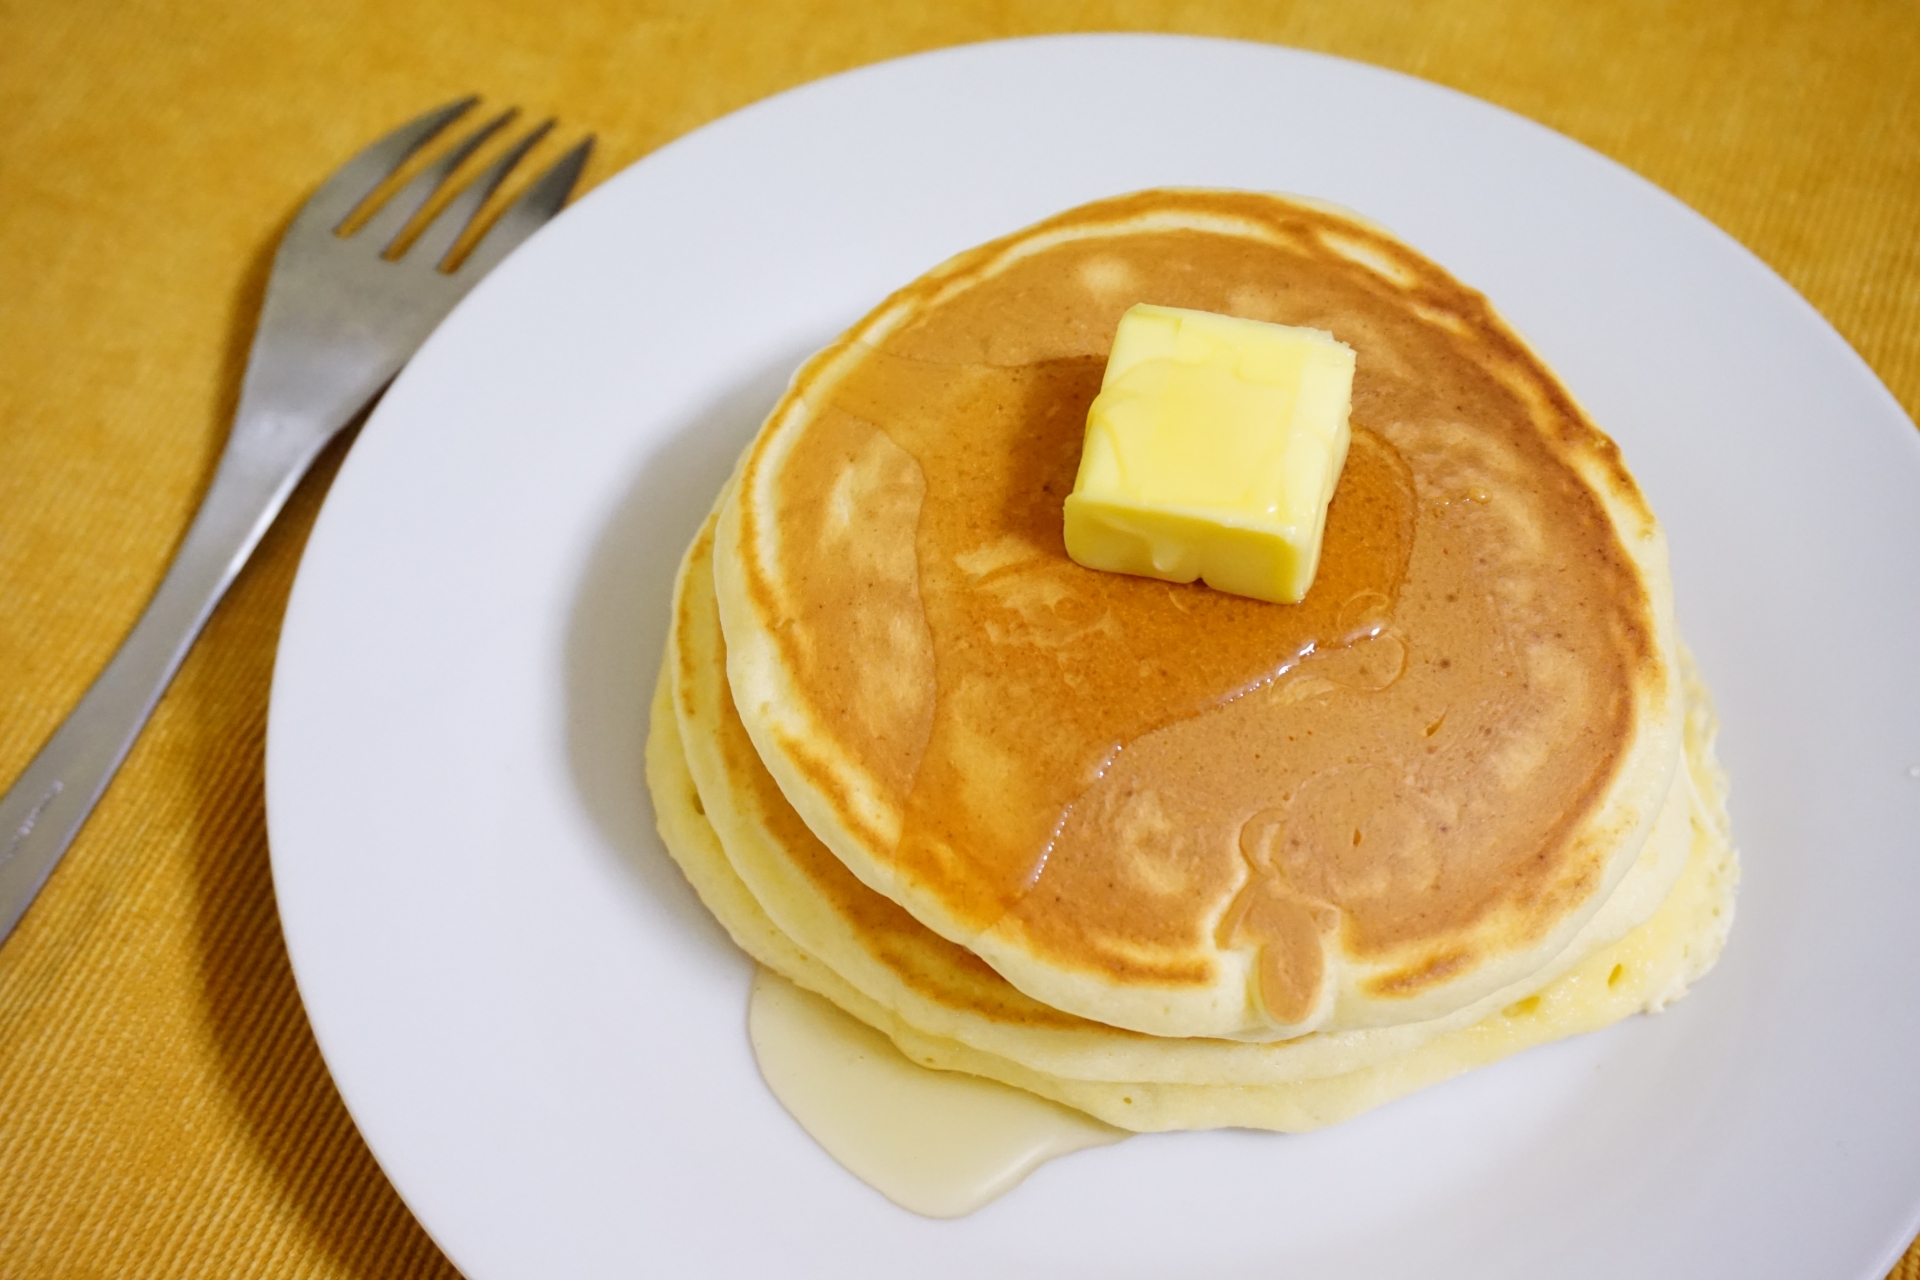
left=183, top=438, right=468, bottom=1280
left=182, top=224, right=464, bottom=1278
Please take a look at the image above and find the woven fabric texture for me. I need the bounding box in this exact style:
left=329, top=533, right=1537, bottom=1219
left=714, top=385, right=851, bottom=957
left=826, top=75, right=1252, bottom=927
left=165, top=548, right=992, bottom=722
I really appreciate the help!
left=1, top=1, right=1915, bottom=1275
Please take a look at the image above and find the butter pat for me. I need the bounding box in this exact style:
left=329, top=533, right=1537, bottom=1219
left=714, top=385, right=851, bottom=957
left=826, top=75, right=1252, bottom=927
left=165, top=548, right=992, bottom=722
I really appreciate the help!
left=1063, top=304, right=1356, bottom=604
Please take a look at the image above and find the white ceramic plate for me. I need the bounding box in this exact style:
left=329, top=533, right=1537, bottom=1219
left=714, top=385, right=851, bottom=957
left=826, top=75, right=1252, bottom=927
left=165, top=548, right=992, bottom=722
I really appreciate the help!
left=267, top=34, right=1920, bottom=1280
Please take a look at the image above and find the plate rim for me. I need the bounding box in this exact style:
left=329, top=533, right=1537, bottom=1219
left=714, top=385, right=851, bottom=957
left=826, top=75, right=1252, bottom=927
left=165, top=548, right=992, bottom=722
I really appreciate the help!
left=266, top=31, right=1920, bottom=1280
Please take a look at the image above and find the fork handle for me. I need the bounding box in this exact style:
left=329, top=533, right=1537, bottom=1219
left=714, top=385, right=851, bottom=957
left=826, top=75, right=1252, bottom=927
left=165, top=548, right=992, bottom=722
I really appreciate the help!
left=0, top=411, right=340, bottom=944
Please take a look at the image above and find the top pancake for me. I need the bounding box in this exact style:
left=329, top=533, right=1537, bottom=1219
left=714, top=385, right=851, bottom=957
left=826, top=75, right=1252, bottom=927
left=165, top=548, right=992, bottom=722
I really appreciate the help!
left=714, top=189, right=1681, bottom=1041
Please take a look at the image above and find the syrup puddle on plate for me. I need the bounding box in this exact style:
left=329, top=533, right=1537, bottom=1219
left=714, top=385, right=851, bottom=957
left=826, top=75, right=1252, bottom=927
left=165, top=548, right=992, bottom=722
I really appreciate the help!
left=748, top=968, right=1128, bottom=1217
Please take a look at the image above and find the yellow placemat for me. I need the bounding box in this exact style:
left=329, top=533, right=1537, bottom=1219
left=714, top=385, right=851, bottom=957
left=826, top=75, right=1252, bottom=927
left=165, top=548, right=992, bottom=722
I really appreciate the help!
left=1, top=1, right=1915, bottom=1275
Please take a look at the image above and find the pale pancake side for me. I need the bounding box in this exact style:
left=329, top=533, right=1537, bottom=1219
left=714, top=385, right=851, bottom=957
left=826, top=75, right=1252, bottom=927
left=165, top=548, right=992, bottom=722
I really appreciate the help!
left=715, top=189, right=1683, bottom=1040
left=675, top=498, right=1728, bottom=1090
left=647, top=631, right=1737, bottom=1132
left=678, top=507, right=1710, bottom=1087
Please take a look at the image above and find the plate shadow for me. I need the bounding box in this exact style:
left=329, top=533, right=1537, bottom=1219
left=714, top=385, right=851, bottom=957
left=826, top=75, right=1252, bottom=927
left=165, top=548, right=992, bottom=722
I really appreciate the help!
left=561, top=343, right=821, bottom=960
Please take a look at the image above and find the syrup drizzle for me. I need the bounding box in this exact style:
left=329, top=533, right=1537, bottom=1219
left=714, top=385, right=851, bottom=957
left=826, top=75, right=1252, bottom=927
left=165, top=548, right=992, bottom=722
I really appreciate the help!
left=747, top=968, right=1126, bottom=1218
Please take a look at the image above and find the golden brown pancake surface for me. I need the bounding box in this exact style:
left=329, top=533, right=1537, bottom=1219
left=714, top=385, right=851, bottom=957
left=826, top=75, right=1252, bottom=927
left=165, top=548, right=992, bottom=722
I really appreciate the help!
left=647, top=630, right=1736, bottom=1132
left=674, top=507, right=1711, bottom=1094
left=715, top=190, right=1681, bottom=1040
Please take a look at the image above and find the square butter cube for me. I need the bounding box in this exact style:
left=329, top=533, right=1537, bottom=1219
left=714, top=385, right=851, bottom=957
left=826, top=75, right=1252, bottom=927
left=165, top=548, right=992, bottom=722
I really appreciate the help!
left=1063, top=303, right=1355, bottom=604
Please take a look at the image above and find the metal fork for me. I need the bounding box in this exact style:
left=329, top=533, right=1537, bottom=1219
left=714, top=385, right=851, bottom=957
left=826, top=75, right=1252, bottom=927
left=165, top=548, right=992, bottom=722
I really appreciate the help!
left=0, top=99, right=592, bottom=944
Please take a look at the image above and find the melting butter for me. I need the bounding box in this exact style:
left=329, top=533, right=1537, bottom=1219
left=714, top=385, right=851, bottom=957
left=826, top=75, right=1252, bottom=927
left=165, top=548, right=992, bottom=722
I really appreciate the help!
left=747, top=968, right=1127, bottom=1217
left=1064, top=303, right=1356, bottom=604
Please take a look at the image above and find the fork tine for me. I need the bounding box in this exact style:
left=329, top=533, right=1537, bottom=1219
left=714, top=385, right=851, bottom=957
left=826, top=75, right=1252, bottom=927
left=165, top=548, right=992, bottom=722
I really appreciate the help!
left=455, top=136, right=594, bottom=280
left=354, top=108, right=517, bottom=253
left=298, top=97, right=479, bottom=235
left=406, top=119, right=555, bottom=270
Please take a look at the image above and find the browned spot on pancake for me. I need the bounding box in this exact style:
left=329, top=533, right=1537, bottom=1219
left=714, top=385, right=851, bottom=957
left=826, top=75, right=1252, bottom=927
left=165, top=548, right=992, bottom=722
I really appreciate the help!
left=1366, top=949, right=1474, bottom=998
left=738, top=190, right=1655, bottom=1002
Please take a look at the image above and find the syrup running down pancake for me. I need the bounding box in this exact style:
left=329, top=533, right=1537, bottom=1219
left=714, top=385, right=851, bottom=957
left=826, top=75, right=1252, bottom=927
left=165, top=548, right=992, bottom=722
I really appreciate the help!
left=651, top=510, right=1735, bottom=1131
left=711, top=190, right=1688, bottom=1042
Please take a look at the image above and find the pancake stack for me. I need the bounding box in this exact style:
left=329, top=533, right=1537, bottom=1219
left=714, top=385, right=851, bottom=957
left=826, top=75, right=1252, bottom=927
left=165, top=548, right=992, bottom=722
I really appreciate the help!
left=647, top=190, right=1738, bottom=1132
